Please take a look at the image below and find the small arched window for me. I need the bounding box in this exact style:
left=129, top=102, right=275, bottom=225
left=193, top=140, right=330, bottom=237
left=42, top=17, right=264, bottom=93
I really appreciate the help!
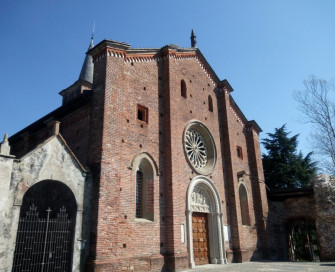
left=181, top=80, right=187, bottom=98
left=135, top=158, right=154, bottom=221
left=239, top=184, right=250, bottom=226
left=208, top=95, right=213, bottom=112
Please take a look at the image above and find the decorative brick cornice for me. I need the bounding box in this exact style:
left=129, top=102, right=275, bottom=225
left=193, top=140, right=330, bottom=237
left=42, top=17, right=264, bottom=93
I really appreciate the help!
left=218, top=79, right=234, bottom=93
left=89, top=39, right=221, bottom=86
left=195, top=57, right=216, bottom=86
left=92, top=48, right=108, bottom=63
left=229, top=96, right=247, bottom=128
left=125, top=53, right=162, bottom=63
left=193, top=49, right=219, bottom=86
left=175, top=52, right=197, bottom=59
left=107, top=48, right=126, bottom=58
left=246, top=120, right=262, bottom=134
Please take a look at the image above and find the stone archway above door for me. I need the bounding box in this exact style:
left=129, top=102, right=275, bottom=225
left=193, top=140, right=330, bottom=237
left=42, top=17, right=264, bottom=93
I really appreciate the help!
left=186, top=176, right=226, bottom=268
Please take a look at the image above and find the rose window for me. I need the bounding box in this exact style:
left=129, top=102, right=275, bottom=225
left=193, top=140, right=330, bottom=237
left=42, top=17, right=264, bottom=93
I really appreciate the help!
left=183, top=121, right=217, bottom=175
left=185, top=130, right=208, bottom=169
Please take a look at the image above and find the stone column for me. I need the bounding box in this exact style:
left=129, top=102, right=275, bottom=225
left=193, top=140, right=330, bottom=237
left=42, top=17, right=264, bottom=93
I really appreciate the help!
left=186, top=209, right=195, bottom=268
left=218, top=212, right=227, bottom=264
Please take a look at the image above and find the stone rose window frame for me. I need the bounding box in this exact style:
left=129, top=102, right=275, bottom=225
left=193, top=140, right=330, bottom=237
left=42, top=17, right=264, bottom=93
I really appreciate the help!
left=183, top=121, right=217, bottom=176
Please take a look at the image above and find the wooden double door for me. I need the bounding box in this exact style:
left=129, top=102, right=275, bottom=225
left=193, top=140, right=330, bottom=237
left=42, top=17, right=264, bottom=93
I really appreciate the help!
left=192, top=212, right=210, bottom=265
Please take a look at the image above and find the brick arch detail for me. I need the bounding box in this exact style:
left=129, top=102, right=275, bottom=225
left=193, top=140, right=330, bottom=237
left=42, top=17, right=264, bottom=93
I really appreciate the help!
left=129, top=152, right=159, bottom=177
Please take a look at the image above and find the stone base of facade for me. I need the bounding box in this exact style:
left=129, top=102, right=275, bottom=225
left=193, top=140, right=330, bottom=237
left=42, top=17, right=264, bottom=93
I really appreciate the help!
left=226, top=249, right=234, bottom=263
left=85, top=255, right=165, bottom=272
left=241, top=248, right=256, bottom=262
left=164, top=253, right=189, bottom=271
left=226, top=247, right=262, bottom=263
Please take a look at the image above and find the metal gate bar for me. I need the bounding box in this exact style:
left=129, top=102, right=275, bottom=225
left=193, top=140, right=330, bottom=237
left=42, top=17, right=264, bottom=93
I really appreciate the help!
left=12, top=204, right=74, bottom=272
left=288, top=222, right=320, bottom=262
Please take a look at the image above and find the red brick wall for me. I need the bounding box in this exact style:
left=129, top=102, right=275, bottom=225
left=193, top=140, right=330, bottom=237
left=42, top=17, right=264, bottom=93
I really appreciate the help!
left=218, top=89, right=266, bottom=262
left=165, top=53, right=226, bottom=267
left=85, top=50, right=163, bottom=271
left=245, top=124, right=269, bottom=258
left=60, top=106, right=90, bottom=165
left=9, top=105, right=91, bottom=165
left=83, top=43, right=269, bottom=271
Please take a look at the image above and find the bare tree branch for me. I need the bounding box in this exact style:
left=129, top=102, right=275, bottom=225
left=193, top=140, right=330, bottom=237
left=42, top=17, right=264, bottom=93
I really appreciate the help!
left=294, top=75, right=335, bottom=175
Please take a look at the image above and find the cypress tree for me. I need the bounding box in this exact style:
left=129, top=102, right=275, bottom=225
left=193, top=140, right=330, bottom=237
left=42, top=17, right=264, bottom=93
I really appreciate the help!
left=262, top=125, right=317, bottom=190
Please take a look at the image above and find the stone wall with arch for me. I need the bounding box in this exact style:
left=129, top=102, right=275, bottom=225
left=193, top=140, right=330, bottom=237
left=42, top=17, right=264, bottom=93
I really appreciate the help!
left=266, top=176, right=335, bottom=261
left=0, top=136, right=90, bottom=271
left=266, top=188, right=316, bottom=261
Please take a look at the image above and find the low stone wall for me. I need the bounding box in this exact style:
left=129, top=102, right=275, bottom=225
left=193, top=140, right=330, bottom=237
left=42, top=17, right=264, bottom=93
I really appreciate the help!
left=266, top=189, right=315, bottom=261
left=266, top=175, right=335, bottom=262
left=314, top=175, right=335, bottom=261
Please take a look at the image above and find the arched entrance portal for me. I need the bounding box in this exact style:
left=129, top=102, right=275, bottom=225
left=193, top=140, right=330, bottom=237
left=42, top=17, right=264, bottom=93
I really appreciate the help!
left=287, top=218, right=320, bottom=262
left=186, top=176, right=226, bottom=268
left=12, top=180, right=77, bottom=272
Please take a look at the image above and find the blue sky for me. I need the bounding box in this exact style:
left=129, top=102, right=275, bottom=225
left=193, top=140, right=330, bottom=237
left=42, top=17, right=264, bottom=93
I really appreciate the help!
left=1, top=0, right=335, bottom=161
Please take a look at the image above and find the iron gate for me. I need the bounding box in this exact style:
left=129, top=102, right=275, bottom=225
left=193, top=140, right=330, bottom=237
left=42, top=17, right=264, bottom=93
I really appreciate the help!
left=12, top=204, right=74, bottom=272
left=288, top=220, right=320, bottom=262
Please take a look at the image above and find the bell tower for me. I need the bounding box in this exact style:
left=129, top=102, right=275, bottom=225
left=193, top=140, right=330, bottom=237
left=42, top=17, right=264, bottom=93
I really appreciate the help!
left=59, top=35, right=94, bottom=105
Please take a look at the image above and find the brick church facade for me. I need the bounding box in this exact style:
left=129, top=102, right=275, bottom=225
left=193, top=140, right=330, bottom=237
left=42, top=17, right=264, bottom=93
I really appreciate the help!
left=0, top=33, right=268, bottom=271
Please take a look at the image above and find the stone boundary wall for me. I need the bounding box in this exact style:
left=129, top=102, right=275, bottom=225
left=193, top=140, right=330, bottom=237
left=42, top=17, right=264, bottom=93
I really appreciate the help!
left=267, top=175, right=335, bottom=262
left=314, top=175, right=335, bottom=261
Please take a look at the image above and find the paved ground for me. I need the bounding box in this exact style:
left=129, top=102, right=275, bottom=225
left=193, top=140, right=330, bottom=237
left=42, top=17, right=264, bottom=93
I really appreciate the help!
left=180, top=262, right=335, bottom=272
